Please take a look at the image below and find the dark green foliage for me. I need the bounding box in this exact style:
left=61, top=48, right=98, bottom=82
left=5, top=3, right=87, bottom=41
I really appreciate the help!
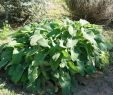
left=0, top=18, right=111, bottom=95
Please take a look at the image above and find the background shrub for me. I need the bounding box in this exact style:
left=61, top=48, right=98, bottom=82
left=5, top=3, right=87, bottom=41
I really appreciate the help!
left=0, top=0, right=46, bottom=25
left=65, top=0, right=113, bottom=24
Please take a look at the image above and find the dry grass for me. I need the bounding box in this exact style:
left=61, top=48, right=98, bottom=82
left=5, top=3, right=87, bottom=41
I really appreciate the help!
left=103, top=27, right=113, bottom=44
left=46, top=0, right=69, bottom=19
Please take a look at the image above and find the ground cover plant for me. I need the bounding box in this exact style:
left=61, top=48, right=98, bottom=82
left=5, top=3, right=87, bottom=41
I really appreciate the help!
left=0, top=18, right=111, bottom=95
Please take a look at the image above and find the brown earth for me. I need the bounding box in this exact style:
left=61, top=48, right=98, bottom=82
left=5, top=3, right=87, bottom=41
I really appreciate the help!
left=73, top=66, right=113, bottom=95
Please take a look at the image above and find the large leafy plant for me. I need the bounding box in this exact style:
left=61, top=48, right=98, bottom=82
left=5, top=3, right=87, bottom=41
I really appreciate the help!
left=0, top=18, right=111, bottom=95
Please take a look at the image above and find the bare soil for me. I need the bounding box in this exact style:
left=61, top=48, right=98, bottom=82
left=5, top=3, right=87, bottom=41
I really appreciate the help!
left=73, top=65, right=113, bottom=95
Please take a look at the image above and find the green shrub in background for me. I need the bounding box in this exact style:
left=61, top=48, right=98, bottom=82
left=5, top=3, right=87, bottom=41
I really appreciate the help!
left=0, top=18, right=111, bottom=95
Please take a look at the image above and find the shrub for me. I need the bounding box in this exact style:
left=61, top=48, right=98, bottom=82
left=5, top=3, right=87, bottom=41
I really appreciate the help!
left=65, top=0, right=113, bottom=24
left=0, top=0, right=46, bottom=24
left=0, top=18, right=111, bottom=95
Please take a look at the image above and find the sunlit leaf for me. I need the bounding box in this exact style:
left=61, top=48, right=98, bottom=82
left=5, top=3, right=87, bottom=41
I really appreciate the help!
left=30, top=34, right=49, bottom=48
left=68, top=61, right=80, bottom=73
left=52, top=53, right=60, bottom=61
left=68, top=25, right=76, bottom=36
left=28, top=62, right=40, bottom=83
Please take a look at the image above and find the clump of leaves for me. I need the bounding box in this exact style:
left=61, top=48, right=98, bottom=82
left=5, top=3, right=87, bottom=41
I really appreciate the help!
left=0, top=21, right=10, bottom=40
left=0, top=18, right=111, bottom=95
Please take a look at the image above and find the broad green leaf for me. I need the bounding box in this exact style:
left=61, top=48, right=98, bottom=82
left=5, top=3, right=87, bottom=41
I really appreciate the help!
left=0, top=44, right=5, bottom=54
left=0, top=60, right=9, bottom=69
left=30, top=34, right=49, bottom=48
left=66, top=39, right=78, bottom=49
left=0, top=48, right=13, bottom=69
left=7, top=40, right=17, bottom=47
left=59, top=39, right=66, bottom=48
left=85, top=64, right=96, bottom=74
left=70, top=49, right=79, bottom=61
left=81, top=28, right=97, bottom=46
left=68, top=25, right=76, bottom=36
left=85, top=42, right=94, bottom=56
left=21, top=25, right=32, bottom=33
left=68, top=61, right=80, bottom=73
left=76, top=61, right=85, bottom=76
left=33, top=52, right=48, bottom=66
left=8, top=64, right=26, bottom=83
left=95, top=34, right=104, bottom=42
left=28, top=62, right=40, bottom=83
left=50, top=60, right=59, bottom=70
left=12, top=48, right=23, bottom=64
left=79, top=19, right=89, bottom=26
left=62, top=50, right=69, bottom=58
left=99, top=43, right=107, bottom=51
left=59, top=72, right=72, bottom=95
left=7, top=40, right=24, bottom=48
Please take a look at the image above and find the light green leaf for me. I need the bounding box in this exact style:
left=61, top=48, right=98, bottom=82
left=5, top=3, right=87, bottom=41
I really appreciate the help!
left=66, top=39, right=78, bottom=49
left=7, top=38, right=24, bottom=48
left=70, top=49, right=79, bottom=61
left=30, top=34, right=50, bottom=48
left=28, top=62, right=40, bottom=83
left=68, top=25, right=76, bottom=36
left=99, top=43, right=107, bottom=50
left=59, top=39, right=66, bottom=48
left=53, top=71, right=60, bottom=79
left=50, top=37, right=56, bottom=47
left=68, top=61, right=80, bottom=73
left=79, top=19, right=89, bottom=26
left=59, top=72, right=72, bottom=95
left=81, top=28, right=97, bottom=46
left=100, top=51, right=109, bottom=65
left=62, top=50, right=69, bottom=58
left=60, top=59, right=67, bottom=68
left=52, top=53, right=60, bottom=61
